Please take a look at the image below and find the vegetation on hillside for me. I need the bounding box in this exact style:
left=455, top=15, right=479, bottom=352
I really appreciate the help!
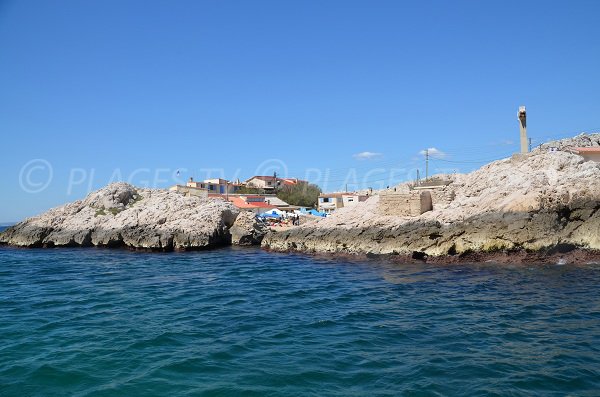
left=276, top=182, right=321, bottom=208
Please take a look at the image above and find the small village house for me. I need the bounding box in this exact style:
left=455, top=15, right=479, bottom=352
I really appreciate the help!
left=208, top=194, right=278, bottom=214
left=171, top=176, right=300, bottom=214
left=186, top=178, right=239, bottom=194
left=245, top=176, right=307, bottom=191
left=318, top=192, right=368, bottom=214
left=342, top=193, right=368, bottom=207
left=566, top=147, right=600, bottom=162
left=168, top=184, right=209, bottom=198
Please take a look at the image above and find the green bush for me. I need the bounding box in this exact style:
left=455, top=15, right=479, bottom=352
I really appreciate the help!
left=276, top=182, right=321, bottom=208
left=94, top=207, right=122, bottom=216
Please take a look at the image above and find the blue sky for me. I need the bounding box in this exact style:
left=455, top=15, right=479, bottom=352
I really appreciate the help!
left=1, top=0, right=600, bottom=221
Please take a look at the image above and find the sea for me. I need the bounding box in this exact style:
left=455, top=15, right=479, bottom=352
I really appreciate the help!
left=1, top=239, right=599, bottom=395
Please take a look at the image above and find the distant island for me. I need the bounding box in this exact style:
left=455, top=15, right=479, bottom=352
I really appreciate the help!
left=3, top=134, right=600, bottom=264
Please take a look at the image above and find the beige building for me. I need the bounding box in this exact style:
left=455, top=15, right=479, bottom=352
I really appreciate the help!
left=378, top=190, right=432, bottom=217
left=186, top=178, right=239, bottom=194
left=567, top=147, right=600, bottom=162
left=245, top=176, right=307, bottom=191
left=245, top=176, right=280, bottom=190
left=169, top=184, right=209, bottom=198
left=318, top=193, right=343, bottom=213
left=342, top=194, right=368, bottom=207
left=318, top=193, right=368, bottom=214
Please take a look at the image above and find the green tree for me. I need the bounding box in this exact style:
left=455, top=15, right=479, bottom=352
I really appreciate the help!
left=276, top=182, right=321, bottom=208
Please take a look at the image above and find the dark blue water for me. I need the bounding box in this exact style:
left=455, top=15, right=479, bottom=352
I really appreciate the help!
left=1, top=246, right=599, bottom=396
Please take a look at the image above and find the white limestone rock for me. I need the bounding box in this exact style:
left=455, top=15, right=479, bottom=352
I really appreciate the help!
left=264, top=134, right=600, bottom=257
left=230, top=211, right=268, bottom=246
left=0, top=182, right=240, bottom=250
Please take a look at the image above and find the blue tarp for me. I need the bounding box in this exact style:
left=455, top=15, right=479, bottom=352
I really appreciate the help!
left=308, top=209, right=327, bottom=217
left=259, top=212, right=281, bottom=219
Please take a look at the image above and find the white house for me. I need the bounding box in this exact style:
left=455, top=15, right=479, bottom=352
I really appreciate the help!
left=318, top=193, right=368, bottom=214
left=186, top=178, right=239, bottom=194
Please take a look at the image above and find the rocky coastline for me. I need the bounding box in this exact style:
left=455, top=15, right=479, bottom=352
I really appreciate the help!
left=262, top=246, right=600, bottom=266
left=4, top=134, right=600, bottom=263
left=0, top=182, right=266, bottom=251
left=262, top=135, right=600, bottom=263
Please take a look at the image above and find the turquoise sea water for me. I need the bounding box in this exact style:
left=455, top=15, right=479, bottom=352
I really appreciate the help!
left=1, top=245, right=600, bottom=396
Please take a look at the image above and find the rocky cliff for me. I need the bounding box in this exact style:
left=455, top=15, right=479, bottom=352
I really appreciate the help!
left=229, top=211, right=269, bottom=246
left=263, top=135, right=600, bottom=262
left=0, top=183, right=242, bottom=250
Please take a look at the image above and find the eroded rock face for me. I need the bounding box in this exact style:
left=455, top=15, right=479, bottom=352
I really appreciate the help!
left=0, top=182, right=240, bottom=250
left=263, top=136, right=600, bottom=258
left=230, top=211, right=268, bottom=246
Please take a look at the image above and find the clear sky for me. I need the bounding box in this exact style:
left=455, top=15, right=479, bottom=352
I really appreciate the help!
left=1, top=0, right=600, bottom=222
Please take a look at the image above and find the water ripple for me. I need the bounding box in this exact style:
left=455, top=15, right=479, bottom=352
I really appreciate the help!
left=0, top=247, right=599, bottom=396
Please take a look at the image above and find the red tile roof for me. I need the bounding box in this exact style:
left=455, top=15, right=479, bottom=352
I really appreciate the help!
left=250, top=202, right=277, bottom=208
left=228, top=196, right=275, bottom=210
left=572, top=147, right=600, bottom=153
left=280, top=178, right=303, bottom=185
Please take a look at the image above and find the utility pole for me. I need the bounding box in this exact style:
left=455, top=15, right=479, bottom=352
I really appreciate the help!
left=528, top=137, right=532, bottom=152
left=518, top=106, right=528, bottom=153
left=416, top=169, right=420, bottom=185
left=425, top=149, right=429, bottom=180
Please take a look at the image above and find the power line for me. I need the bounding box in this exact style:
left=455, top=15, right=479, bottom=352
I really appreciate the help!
left=233, top=128, right=600, bottom=188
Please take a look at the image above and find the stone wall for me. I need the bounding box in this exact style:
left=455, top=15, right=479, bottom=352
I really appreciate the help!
left=379, top=190, right=432, bottom=216
left=428, top=186, right=456, bottom=210
left=169, top=185, right=209, bottom=199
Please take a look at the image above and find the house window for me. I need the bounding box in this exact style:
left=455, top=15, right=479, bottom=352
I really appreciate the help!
left=323, top=198, right=330, bottom=203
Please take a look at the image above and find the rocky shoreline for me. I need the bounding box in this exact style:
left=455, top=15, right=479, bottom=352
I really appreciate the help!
left=4, top=134, right=600, bottom=263
left=0, top=183, right=266, bottom=251
left=263, top=245, right=600, bottom=265
left=262, top=135, right=600, bottom=262
left=261, top=200, right=600, bottom=260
